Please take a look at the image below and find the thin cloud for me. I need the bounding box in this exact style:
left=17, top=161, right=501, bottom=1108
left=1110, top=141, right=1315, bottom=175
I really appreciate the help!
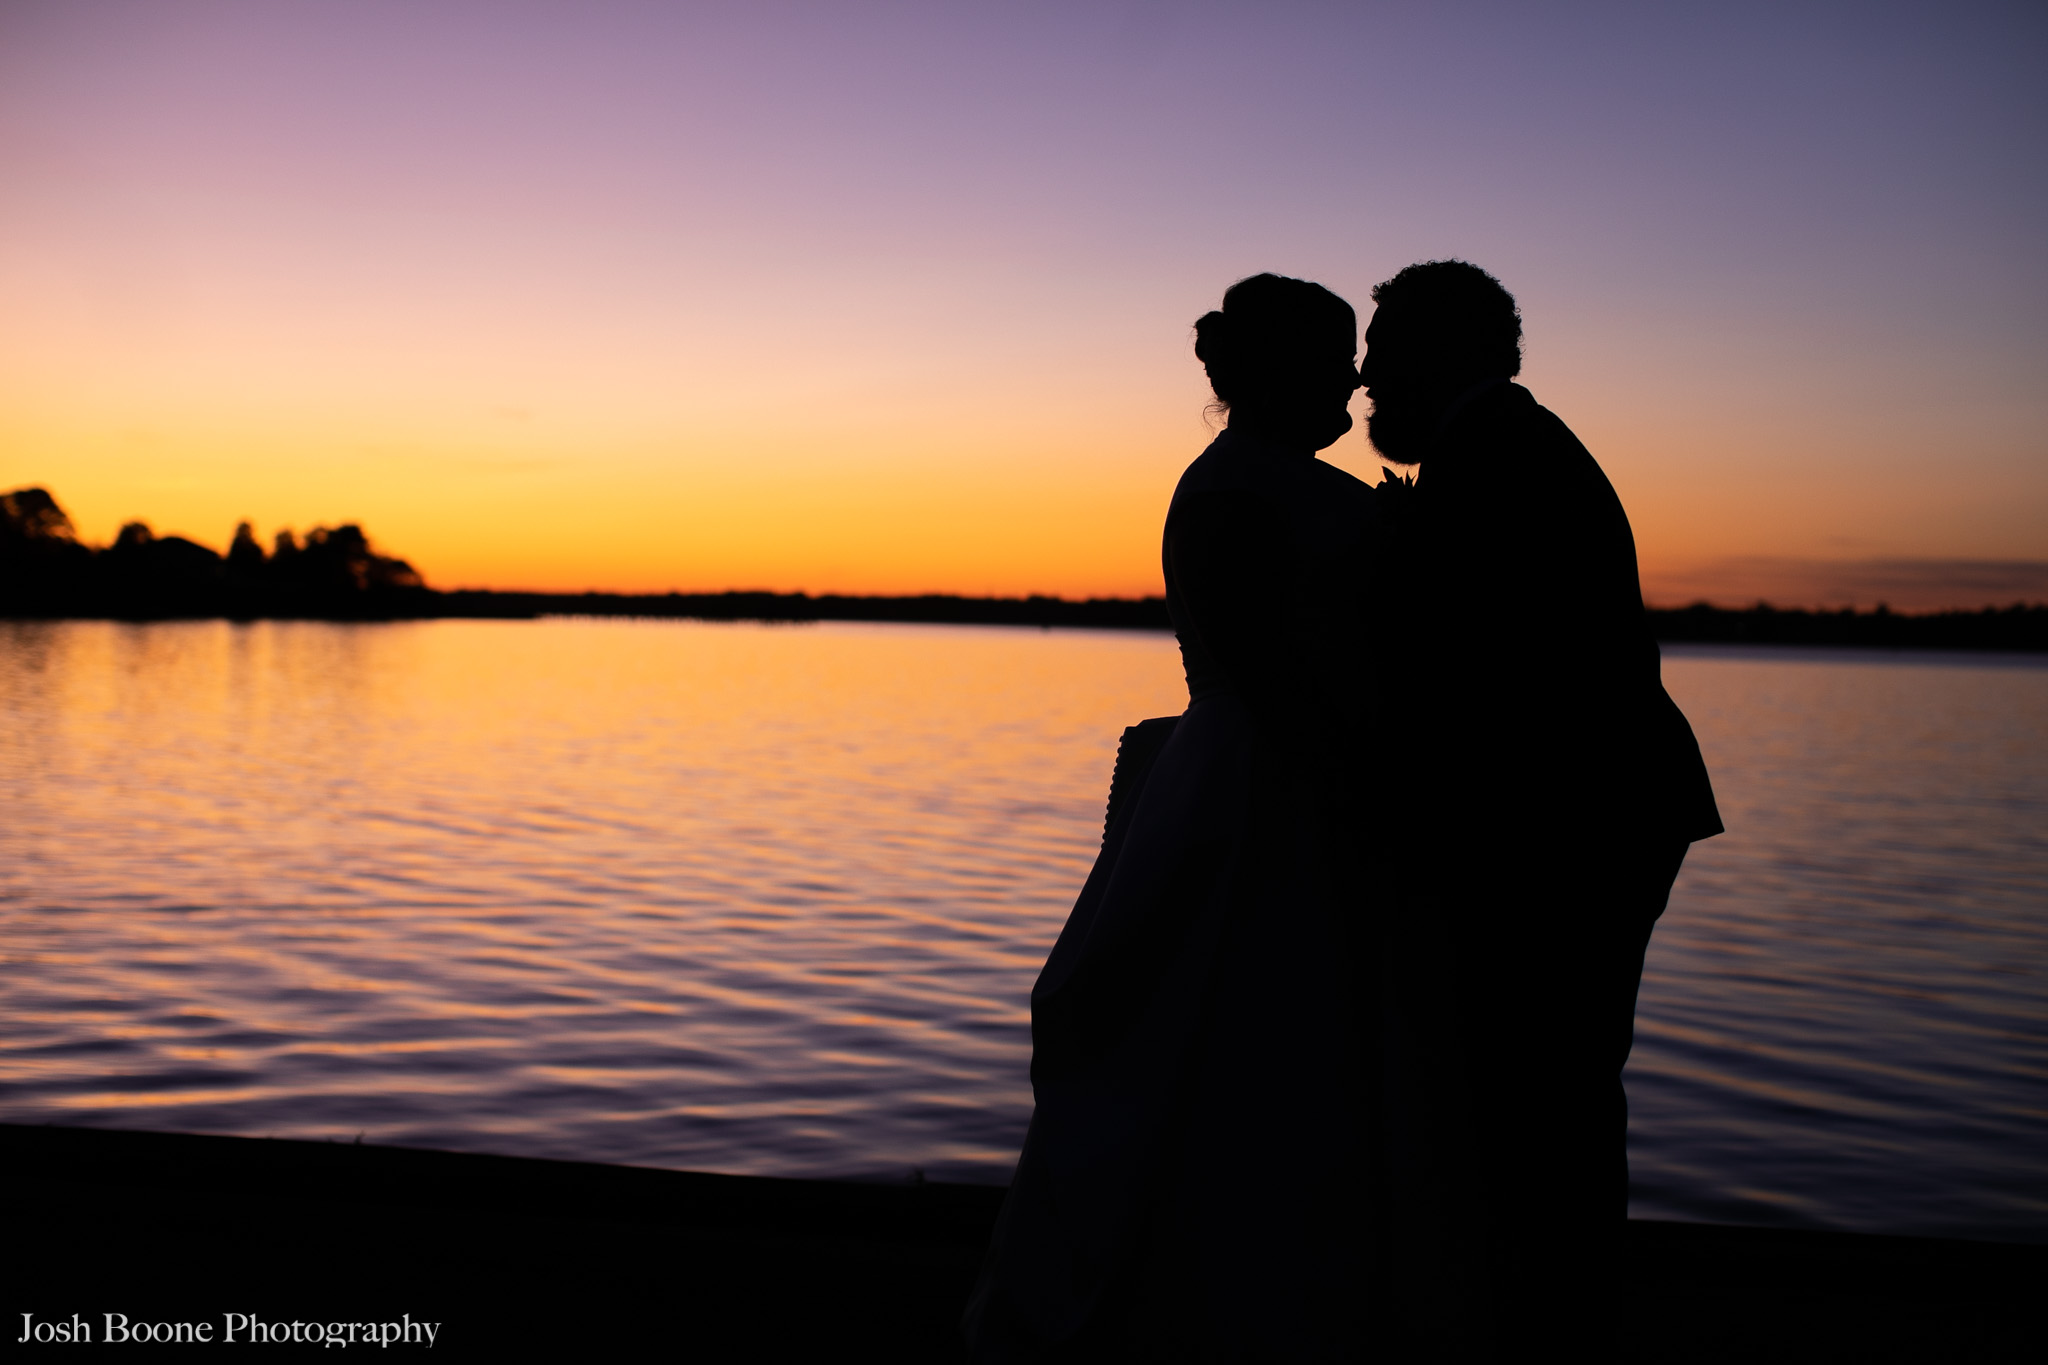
left=1643, top=558, right=2048, bottom=612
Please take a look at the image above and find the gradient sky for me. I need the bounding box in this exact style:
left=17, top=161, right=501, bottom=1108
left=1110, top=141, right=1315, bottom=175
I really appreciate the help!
left=2, top=1, right=2043, bottom=606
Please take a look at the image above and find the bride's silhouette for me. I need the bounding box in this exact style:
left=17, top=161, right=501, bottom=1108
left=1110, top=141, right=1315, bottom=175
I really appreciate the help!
left=963, top=274, right=1378, bottom=1359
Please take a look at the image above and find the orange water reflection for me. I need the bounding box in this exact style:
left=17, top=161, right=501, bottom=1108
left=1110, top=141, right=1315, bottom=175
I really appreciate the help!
left=0, top=618, right=1184, bottom=1179
left=1, top=622, right=2044, bottom=1242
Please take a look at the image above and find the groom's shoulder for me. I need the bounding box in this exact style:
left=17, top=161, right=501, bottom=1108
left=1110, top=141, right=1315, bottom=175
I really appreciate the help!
left=1475, top=383, right=1568, bottom=442
left=1471, top=386, right=1602, bottom=473
left=1527, top=395, right=1591, bottom=454
left=1509, top=393, right=1633, bottom=529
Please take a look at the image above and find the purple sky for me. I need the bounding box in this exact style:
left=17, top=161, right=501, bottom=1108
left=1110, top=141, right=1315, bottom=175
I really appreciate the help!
left=2, top=1, right=2043, bottom=603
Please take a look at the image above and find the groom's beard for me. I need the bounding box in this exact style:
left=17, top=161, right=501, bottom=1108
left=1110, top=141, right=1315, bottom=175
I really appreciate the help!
left=1365, top=394, right=1429, bottom=465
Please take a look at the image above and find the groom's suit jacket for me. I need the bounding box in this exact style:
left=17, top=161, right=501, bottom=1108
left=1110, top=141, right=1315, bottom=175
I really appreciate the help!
left=1395, top=382, right=1721, bottom=850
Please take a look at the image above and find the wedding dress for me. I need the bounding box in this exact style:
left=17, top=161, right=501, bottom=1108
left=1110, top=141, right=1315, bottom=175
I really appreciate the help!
left=965, top=426, right=1379, bottom=1360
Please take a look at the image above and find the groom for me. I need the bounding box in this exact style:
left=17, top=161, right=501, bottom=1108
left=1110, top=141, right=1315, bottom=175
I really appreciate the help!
left=1360, top=260, right=1722, bottom=1357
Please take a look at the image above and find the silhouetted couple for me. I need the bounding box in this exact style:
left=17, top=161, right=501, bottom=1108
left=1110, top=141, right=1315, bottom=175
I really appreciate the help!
left=964, top=264, right=1722, bottom=1361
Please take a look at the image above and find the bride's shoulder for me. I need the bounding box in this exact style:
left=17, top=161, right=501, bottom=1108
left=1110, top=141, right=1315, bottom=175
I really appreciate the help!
left=1173, top=432, right=1260, bottom=495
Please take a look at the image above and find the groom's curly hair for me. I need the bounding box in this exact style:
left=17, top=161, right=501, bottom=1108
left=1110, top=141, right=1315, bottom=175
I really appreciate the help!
left=1370, top=260, right=1522, bottom=379
left=1193, top=273, right=1356, bottom=413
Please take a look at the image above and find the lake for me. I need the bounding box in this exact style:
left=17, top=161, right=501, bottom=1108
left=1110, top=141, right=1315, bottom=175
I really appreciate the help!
left=1, top=618, right=2042, bottom=1244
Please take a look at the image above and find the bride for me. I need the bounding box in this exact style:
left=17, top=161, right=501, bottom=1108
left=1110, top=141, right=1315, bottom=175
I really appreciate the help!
left=965, top=274, right=1381, bottom=1360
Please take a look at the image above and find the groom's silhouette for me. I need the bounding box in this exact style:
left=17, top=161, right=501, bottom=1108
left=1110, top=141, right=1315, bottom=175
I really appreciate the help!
left=1362, top=261, right=1721, bottom=1358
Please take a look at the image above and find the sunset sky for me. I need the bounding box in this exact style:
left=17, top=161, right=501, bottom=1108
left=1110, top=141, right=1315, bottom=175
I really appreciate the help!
left=2, top=1, right=2043, bottom=607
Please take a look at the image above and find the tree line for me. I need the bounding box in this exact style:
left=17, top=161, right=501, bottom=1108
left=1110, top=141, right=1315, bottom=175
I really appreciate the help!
left=3, top=485, right=2042, bottom=649
left=0, top=486, right=426, bottom=618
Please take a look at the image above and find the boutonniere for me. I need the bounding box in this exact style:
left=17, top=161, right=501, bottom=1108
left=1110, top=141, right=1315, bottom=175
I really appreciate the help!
left=1373, top=467, right=1418, bottom=541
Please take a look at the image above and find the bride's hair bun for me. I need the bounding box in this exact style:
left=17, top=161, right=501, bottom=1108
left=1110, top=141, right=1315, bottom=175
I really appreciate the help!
left=1192, top=309, right=1232, bottom=369
left=1192, top=274, right=1354, bottom=412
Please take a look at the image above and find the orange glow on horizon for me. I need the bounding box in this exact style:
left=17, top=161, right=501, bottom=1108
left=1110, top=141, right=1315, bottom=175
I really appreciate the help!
left=3, top=6, right=2040, bottom=611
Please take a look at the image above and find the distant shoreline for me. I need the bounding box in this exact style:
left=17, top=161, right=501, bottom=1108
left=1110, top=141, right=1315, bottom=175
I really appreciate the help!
left=7, top=485, right=2044, bottom=650
left=3, top=588, right=2045, bottom=652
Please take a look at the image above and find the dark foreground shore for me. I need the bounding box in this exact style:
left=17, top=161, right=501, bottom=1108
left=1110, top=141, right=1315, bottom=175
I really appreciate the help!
left=8, top=1125, right=2040, bottom=1361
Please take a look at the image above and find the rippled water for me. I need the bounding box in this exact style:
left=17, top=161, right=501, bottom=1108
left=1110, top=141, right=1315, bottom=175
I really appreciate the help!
left=1633, top=645, right=2047, bottom=1242
left=1, top=621, right=2042, bottom=1242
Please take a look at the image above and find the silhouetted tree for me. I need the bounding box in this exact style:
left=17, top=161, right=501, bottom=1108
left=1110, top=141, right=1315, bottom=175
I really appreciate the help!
left=296, top=525, right=424, bottom=594
left=0, top=487, right=95, bottom=612
left=1, top=487, right=430, bottom=618
left=98, top=519, right=225, bottom=612
left=0, top=487, right=84, bottom=552
left=226, top=521, right=267, bottom=579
